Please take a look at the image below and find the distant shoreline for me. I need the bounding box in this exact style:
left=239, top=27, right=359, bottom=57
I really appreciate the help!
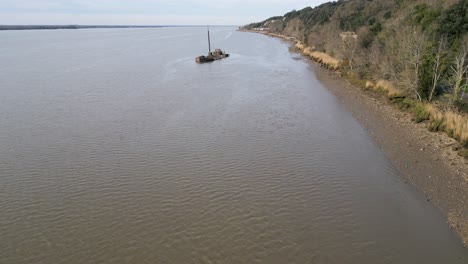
left=0, top=25, right=237, bottom=31
left=0, top=25, right=163, bottom=31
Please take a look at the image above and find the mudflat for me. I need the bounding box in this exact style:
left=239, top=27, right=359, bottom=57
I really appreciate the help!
left=313, top=63, right=468, bottom=246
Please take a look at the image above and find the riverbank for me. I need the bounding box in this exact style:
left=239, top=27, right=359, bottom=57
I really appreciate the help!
left=244, top=30, right=468, bottom=246
left=314, top=64, right=468, bottom=247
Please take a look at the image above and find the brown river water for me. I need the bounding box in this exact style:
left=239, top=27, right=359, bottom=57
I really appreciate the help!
left=0, top=27, right=467, bottom=263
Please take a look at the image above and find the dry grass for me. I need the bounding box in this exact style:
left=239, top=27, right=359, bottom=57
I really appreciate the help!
left=375, top=80, right=401, bottom=97
left=425, top=104, right=444, bottom=122
left=294, top=42, right=340, bottom=70
left=268, top=33, right=291, bottom=41
left=365, top=81, right=375, bottom=89
left=445, top=111, right=468, bottom=145
left=425, top=104, right=468, bottom=145
left=310, top=51, right=341, bottom=70
left=295, top=42, right=306, bottom=50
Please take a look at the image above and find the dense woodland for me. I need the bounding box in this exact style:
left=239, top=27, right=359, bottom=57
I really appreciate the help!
left=244, top=0, right=468, bottom=147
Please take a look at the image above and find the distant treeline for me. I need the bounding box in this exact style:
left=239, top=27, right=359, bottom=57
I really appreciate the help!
left=0, top=25, right=164, bottom=31
left=0, top=25, right=236, bottom=31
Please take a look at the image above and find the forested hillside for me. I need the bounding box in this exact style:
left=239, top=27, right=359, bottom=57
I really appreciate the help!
left=244, top=0, right=468, bottom=147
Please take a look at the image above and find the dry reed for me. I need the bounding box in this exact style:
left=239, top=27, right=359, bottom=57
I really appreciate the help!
left=365, top=81, right=375, bottom=89
left=294, top=42, right=340, bottom=69
left=375, top=80, right=401, bottom=97
left=425, top=104, right=468, bottom=145
left=445, top=111, right=468, bottom=145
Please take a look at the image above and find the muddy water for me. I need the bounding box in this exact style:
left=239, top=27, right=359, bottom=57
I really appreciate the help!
left=0, top=27, right=467, bottom=263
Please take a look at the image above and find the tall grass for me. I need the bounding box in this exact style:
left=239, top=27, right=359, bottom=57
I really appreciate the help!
left=295, top=42, right=340, bottom=69
left=366, top=80, right=468, bottom=145
left=444, top=111, right=468, bottom=145
left=309, top=51, right=341, bottom=70
left=425, top=105, right=468, bottom=146
left=365, top=81, right=375, bottom=89
left=375, top=80, right=401, bottom=98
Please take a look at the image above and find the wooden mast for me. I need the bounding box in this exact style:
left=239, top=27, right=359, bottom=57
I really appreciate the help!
left=207, top=26, right=211, bottom=54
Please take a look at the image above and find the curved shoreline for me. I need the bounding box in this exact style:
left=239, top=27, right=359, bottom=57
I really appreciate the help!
left=244, top=30, right=468, bottom=246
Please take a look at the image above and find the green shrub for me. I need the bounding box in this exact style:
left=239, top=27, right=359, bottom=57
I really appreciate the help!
left=429, top=118, right=444, bottom=132
left=412, top=104, right=430, bottom=123
left=391, top=97, right=415, bottom=110
left=391, top=98, right=430, bottom=122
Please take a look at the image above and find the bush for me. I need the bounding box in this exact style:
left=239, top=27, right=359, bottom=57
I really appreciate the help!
left=391, top=97, right=414, bottom=109
left=412, top=104, right=430, bottom=123
left=454, top=100, right=468, bottom=113
left=390, top=98, right=430, bottom=122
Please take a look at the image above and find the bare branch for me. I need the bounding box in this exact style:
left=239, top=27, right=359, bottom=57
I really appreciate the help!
left=429, top=36, right=447, bottom=102
left=451, top=44, right=467, bottom=102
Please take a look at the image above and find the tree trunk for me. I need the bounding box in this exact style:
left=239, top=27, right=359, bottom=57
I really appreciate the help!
left=451, top=45, right=467, bottom=102
left=429, top=37, right=446, bottom=102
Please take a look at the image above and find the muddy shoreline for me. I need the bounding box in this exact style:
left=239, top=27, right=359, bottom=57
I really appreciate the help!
left=314, top=63, right=468, bottom=246
left=244, top=30, right=468, bottom=246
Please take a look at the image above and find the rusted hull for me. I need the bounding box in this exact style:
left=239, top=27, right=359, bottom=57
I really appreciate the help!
left=195, top=54, right=229, bottom=63
left=195, top=56, right=215, bottom=63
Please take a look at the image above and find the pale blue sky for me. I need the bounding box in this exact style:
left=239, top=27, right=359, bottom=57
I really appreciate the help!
left=0, top=0, right=330, bottom=25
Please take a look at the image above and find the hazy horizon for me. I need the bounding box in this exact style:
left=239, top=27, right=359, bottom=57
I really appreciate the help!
left=0, top=0, right=329, bottom=25
left=0, top=24, right=239, bottom=26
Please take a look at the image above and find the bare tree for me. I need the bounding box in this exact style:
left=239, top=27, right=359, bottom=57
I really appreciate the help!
left=399, top=26, right=428, bottom=101
left=321, top=23, right=342, bottom=55
left=380, top=26, right=402, bottom=81
left=368, top=41, right=382, bottom=73
left=342, top=34, right=358, bottom=70
left=429, top=36, right=447, bottom=102
left=284, top=18, right=304, bottom=39
left=451, top=44, right=467, bottom=102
